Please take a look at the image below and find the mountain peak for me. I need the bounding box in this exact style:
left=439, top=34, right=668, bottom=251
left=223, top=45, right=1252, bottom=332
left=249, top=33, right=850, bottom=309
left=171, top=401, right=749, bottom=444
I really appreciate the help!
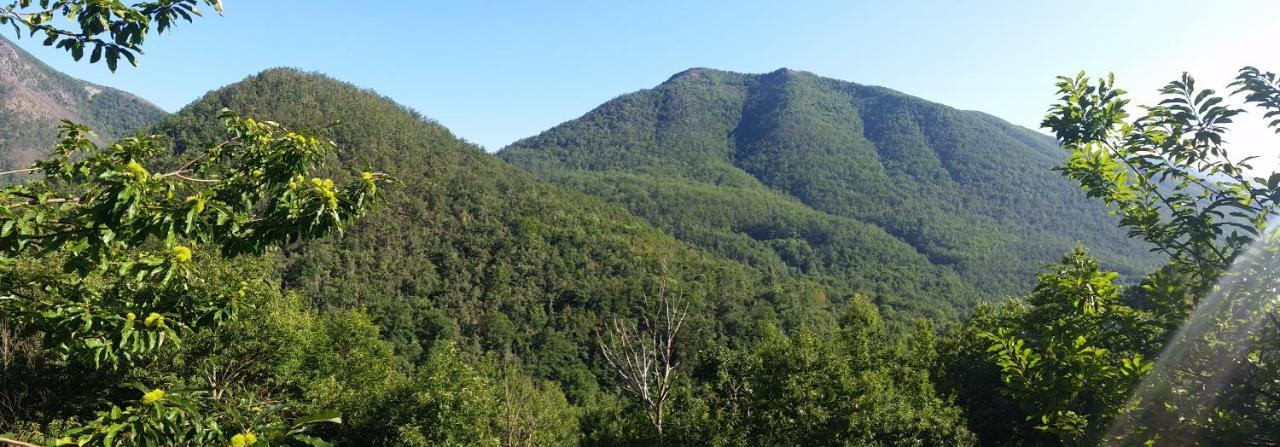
left=664, top=67, right=724, bottom=83
left=660, top=67, right=827, bottom=91
left=501, top=67, right=1160, bottom=312
left=754, top=67, right=819, bottom=86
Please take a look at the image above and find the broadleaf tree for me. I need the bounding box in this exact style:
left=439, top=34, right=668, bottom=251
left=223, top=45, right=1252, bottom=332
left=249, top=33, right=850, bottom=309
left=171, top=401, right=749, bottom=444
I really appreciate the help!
left=982, top=247, right=1156, bottom=445
left=0, top=113, right=385, bottom=446
left=0, top=0, right=222, bottom=71
left=996, top=66, right=1280, bottom=445
left=0, top=2, right=392, bottom=444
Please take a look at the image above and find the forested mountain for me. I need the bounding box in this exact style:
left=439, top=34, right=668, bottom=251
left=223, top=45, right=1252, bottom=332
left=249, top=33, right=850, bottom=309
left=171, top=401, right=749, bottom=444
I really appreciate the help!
left=501, top=68, right=1160, bottom=307
left=6, top=3, right=1278, bottom=445
left=2, top=67, right=975, bottom=446
left=147, top=70, right=978, bottom=443
left=151, top=68, right=844, bottom=399
left=0, top=35, right=165, bottom=170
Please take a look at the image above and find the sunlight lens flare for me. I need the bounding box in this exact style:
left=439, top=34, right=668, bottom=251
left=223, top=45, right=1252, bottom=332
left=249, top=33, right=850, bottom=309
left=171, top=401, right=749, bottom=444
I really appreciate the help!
left=1107, top=222, right=1280, bottom=445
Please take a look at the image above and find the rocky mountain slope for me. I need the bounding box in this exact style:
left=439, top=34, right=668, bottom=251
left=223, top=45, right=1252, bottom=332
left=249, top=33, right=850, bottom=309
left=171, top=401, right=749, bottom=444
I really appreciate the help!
left=0, top=35, right=165, bottom=170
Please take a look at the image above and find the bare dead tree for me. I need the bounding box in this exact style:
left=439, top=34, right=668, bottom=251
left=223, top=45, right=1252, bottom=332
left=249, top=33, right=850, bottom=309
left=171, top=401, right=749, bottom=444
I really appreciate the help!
left=0, top=318, right=38, bottom=370
left=596, top=284, right=689, bottom=444
left=0, top=317, right=42, bottom=430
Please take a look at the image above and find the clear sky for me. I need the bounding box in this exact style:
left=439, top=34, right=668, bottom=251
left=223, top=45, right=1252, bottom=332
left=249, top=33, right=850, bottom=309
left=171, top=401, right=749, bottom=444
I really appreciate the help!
left=10, top=0, right=1280, bottom=167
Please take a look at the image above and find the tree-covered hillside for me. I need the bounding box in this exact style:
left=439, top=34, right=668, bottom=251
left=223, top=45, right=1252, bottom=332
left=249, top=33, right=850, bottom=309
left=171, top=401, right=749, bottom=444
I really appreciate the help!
left=151, top=68, right=844, bottom=399
left=501, top=68, right=1161, bottom=305
left=0, top=35, right=165, bottom=170
left=3, top=65, right=975, bottom=446
left=6, top=2, right=1277, bottom=445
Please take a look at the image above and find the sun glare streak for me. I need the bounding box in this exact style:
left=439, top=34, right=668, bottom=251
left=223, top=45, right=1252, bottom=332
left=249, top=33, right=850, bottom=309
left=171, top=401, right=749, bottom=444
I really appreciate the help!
left=1107, top=222, right=1280, bottom=445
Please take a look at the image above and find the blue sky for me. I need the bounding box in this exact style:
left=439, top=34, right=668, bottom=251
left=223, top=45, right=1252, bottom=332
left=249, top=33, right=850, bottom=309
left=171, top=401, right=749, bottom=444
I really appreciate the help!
left=10, top=0, right=1280, bottom=166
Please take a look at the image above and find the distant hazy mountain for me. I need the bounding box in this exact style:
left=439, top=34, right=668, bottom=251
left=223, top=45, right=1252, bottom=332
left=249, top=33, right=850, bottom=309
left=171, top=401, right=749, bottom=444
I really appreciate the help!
left=0, top=35, right=165, bottom=170
left=502, top=68, right=1160, bottom=307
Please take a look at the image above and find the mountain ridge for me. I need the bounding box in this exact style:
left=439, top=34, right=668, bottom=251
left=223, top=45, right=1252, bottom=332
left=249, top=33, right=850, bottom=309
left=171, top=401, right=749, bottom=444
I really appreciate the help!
left=150, top=68, right=849, bottom=398
left=502, top=67, right=1161, bottom=308
left=0, top=35, right=165, bottom=170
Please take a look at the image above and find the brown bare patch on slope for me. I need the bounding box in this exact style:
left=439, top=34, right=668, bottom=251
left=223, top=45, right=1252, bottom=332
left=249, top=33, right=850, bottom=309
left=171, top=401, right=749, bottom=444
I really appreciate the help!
left=0, top=36, right=165, bottom=170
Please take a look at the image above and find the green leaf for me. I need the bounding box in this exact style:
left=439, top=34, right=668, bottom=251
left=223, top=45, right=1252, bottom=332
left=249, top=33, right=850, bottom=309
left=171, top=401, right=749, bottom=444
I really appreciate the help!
left=291, top=411, right=342, bottom=427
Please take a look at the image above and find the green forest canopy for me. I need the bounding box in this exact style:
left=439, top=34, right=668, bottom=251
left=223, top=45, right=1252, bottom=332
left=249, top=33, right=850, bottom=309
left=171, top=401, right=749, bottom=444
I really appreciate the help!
left=1, top=3, right=1278, bottom=443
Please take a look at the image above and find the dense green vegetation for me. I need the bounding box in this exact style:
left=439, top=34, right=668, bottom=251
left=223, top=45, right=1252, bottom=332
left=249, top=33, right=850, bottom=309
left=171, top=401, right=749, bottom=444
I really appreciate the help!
left=939, top=67, right=1280, bottom=446
left=152, top=69, right=833, bottom=389
left=501, top=68, right=1161, bottom=318
left=0, top=103, right=384, bottom=444
left=3, top=67, right=977, bottom=446
left=3, top=4, right=1279, bottom=445
left=150, top=68, right=979, bottom=444
left=675, top=300, right=974, bottom=446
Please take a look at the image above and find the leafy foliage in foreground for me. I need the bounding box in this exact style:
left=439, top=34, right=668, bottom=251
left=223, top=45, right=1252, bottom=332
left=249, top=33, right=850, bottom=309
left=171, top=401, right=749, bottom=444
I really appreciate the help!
left=0, top=110, right=382, bottom=446
left=1, top=0, right=223, bottom=71
left=13, top=18, right=1280, bottom=443
left=1046, top=67, right=1280, bottom=446
left=944, top=66, right=1280, bottom=446
left=4, top=253, right=584, bottom=446
left=982, top=248, right=1156, bottom=445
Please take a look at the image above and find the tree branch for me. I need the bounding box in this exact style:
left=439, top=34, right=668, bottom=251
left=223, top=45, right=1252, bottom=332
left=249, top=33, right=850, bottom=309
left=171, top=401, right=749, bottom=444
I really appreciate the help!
left=0, top=437, right=41, bottom=447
